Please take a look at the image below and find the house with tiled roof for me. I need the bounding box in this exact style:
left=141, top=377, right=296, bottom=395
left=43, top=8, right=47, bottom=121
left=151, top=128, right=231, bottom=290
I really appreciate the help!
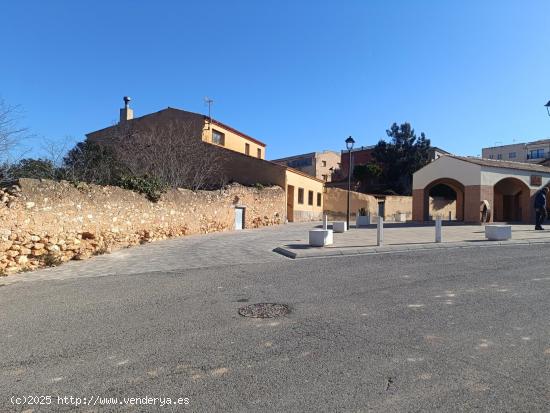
left=86, top=98, right=324, bottom=223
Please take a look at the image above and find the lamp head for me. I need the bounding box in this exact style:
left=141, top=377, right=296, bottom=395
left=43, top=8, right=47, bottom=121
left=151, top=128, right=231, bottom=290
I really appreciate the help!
left=345, top=136, right=355, bottom=151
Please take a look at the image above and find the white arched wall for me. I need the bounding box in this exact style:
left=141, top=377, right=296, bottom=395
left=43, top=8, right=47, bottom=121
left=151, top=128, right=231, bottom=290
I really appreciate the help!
left=481, top=167, right=550, bottom=190
left=413, top=156, right=481, bottom=190
left=413, top=156, right=550, bottom=223
left=482, top=168, right=550, bottom=223
left=492, top=177, right=532, bottom=222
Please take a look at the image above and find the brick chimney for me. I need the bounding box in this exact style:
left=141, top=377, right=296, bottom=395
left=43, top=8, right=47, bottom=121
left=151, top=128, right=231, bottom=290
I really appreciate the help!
left=119, top=96, right=133, bottom=123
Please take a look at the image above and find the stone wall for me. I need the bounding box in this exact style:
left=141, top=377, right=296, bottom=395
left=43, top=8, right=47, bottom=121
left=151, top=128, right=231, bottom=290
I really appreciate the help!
left=429, top=197, right=457, bottom=220
left=323, top=188, right=413, bottom=222
left=323, top=188, right=379, bottom=220
left=383, top=195, right=413, bottom=222
left=0, top=179, right=286, bottom=274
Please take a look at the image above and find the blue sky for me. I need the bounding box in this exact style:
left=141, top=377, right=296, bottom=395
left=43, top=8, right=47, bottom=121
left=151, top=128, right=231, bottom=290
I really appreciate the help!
left=1, top=0, right=550, bottom=161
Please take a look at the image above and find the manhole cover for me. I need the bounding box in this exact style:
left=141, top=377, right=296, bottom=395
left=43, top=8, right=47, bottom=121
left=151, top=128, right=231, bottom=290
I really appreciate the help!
left=238, top=303, right=289, bottom=318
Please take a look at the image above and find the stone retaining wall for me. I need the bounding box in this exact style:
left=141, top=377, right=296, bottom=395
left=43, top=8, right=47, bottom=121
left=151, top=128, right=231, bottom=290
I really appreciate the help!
left=429, top=196, right=457, bottom=220
left=323, top=188, right=379, bottom=220
left=323, top=187, right=413, bottom=222
left=0, top=179, right=285, bottom=274
left=383, top=195, right=413, bottom=221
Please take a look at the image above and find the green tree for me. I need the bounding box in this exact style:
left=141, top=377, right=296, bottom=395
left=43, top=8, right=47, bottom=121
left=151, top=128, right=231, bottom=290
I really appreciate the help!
left=8, top=158, right=58, bottom=180
left=372, top=122, right=431, bottom=195
left=61, top=140, right=127, bottom=185
left=353, top=162, right=382, bottom=192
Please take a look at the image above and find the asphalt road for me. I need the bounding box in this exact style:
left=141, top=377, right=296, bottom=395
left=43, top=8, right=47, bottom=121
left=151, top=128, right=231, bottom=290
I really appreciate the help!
left=2, top=244, right=550, bottom=412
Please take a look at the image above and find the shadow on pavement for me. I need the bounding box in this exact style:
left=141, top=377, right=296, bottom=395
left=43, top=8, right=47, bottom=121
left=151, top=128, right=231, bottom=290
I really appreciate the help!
left=283, top=244, right=312, bottom=250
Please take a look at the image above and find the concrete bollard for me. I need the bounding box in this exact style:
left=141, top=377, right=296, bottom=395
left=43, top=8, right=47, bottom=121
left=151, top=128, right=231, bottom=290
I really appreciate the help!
left=309, top=229, right=334, bottom=247
left=377, top=217, right=384, bottom=246
left=323, top=215, right=328, bottom=230
left=485, top=225, right=512, bottom=241
left=332, top=221, right=347, bottom=233
left=435, top=218, right=442, bottom=243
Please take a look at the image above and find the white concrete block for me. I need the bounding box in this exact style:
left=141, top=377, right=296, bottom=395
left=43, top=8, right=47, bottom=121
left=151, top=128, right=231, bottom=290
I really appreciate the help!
left=396, top=212, right=407, bottom=222
left=485, top=225, right=512, bottom=241
left=309, top=229, right=334, bottom=247
left=332, top=221, right=347, bottom=233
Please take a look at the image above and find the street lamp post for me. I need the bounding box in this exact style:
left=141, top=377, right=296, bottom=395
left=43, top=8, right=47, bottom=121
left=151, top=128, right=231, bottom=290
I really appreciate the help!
left=345, top=136, right=355, bottom=230
left=545, top=100, right=550, bottom=117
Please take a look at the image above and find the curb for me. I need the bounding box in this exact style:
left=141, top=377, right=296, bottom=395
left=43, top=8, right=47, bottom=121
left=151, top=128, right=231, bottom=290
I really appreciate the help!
left=274, top=238, right=550, bottom=259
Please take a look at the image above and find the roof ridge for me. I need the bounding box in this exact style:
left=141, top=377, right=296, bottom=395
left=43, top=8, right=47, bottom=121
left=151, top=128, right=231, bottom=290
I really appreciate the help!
left=87, top=106, right=267, bottom=147
left=446, top=154, right=550, bottom=173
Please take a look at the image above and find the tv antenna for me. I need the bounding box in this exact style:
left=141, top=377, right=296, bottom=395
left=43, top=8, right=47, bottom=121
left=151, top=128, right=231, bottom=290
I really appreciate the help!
left=204, top=96, right=214, bottom=121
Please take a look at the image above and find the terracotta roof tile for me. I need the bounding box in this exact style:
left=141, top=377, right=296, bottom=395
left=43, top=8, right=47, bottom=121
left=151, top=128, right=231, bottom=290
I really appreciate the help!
left=448, top=155, right=550, bottom=173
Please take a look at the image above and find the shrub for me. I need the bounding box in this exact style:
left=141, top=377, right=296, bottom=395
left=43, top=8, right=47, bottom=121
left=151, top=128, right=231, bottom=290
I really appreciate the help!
left=61, top=141, right=127, bottom=186
left=118, top=175, right=167, bottom=202
left=93, top=246, right=110, bottom=256
left=43, top=252, right=62, bottom=267
left=7, top=158, right=58, bottom=180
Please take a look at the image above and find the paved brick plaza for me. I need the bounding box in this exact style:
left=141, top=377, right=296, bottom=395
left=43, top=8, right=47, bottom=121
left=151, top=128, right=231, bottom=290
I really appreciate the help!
left=276, top=223, right=550, bottom=258
left=4, top=222, right=550, bottom=286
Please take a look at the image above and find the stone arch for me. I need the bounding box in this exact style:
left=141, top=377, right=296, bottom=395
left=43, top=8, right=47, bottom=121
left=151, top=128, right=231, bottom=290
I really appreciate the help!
left=493, top=177, right=531, bottom=223
left=423, top=178, right=465, bottom=221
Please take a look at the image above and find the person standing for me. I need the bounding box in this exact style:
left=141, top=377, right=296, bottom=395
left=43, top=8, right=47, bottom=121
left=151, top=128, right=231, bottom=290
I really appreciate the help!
left=534, top=187, right=549, bottom=230
left=481, top=200, right=491, bottom=223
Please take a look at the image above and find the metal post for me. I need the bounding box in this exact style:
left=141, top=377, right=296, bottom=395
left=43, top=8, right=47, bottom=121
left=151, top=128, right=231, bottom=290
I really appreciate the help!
left=435, top=218, right=442, bottom=243
left=347, top=149, right=352, bottom=230
left=323, top=214, right=328, bottom=230
left=377, top=216, right=384, bottom=246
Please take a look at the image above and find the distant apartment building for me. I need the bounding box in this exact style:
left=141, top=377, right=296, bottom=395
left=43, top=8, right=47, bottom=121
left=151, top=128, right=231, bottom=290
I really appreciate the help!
left=482, top=139, right=550, bottom=163
left=271, top=151, right=341, bottom=182
left=339, top=145, right=375, bottom=178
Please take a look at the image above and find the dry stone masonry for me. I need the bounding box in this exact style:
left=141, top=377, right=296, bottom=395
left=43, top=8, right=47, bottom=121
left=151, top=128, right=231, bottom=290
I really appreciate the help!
left=0, top=179, right=285, bottom=275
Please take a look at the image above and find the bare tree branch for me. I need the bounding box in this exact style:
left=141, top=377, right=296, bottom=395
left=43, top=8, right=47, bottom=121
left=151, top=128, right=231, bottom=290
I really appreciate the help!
left=41, top=135, right=74, bottom=168
left=112, top=120, right=226, bottom=190
left=0, top=98, right=31, bottom=182
left=0, top=98, right=28, bottom=160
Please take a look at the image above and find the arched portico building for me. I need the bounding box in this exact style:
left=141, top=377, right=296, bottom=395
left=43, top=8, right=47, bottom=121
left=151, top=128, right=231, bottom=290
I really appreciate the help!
left=493, top=178, right=531, bottom=223
left=423, top=178, right=465, bottom=221
left=413, top=155, right=550, bottom=224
